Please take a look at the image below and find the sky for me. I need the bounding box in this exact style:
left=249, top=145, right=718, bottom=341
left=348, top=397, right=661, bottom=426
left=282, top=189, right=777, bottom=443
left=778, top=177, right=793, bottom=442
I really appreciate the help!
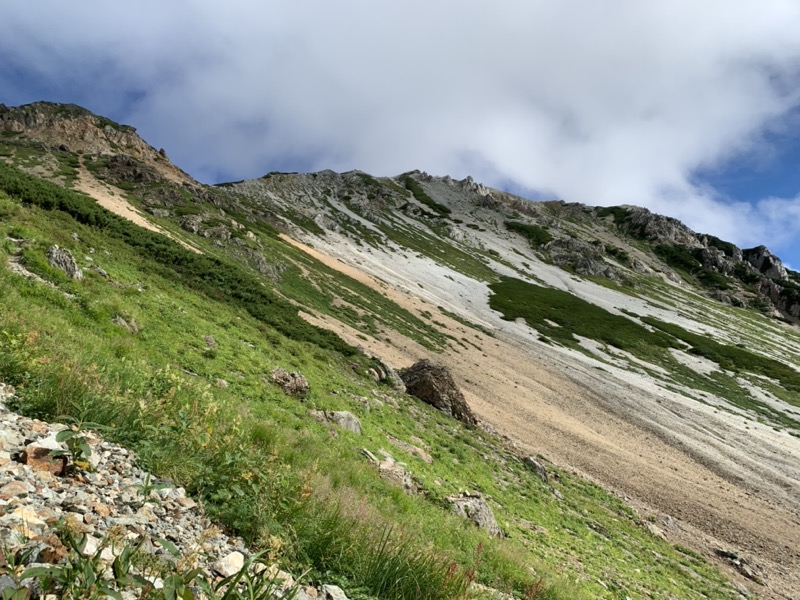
left=2, top=1, right=800, bottom=267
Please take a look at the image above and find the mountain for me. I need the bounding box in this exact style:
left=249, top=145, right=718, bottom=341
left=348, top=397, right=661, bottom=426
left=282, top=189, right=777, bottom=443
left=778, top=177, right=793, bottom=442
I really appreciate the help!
left=1, top=101, right=799, bottom=599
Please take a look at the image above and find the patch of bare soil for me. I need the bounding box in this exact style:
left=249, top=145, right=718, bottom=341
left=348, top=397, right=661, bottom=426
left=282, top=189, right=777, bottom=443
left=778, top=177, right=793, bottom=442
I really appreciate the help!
left=73, top=167, right=201, bottom=253
left=283, top=235, right=800, bottom=600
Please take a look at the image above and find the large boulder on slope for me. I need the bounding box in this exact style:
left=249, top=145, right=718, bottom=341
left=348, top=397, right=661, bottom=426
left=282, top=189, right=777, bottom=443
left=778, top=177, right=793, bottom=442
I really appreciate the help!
left=399, top=359, right=477, bottom=425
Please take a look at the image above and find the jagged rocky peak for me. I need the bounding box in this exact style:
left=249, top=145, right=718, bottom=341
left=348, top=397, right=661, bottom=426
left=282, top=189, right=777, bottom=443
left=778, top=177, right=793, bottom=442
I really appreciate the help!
left=743, top=245, right=789, bottom=281
left=617, top=205, right=701, bottom=248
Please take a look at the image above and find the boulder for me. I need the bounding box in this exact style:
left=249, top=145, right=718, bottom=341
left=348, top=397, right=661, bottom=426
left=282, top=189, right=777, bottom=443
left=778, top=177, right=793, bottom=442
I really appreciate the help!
left=322, top=584, right=350, bottom=600
left=214, top=551, right=245, bottom=577
left=46, top=245, right=82, bottom=280
left=311, top=411, right=361, bottom=435
left=327, top=411, right=361, bottom=435
left=399, top=360, right=476, bottom=425
left=447, top=492, right=502, bottom=537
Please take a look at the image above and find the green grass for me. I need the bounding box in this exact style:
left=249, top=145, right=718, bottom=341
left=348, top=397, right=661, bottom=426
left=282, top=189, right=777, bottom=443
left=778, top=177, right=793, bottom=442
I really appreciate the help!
left=488, top=276, right=676, bottom=357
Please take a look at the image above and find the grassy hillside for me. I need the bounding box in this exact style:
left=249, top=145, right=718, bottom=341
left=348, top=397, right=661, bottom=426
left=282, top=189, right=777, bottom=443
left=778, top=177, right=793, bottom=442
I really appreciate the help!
left=0, top=161, right=747, bottom=598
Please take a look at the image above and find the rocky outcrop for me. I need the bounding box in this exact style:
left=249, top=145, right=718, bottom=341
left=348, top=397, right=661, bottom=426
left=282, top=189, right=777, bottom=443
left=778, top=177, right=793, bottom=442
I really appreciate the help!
left=0, top=102, right=196, bottom=187
left=46, top=245, right=83, bottom=281
left=399, top=360, right=477, bottom=425
left=545, top=238, right=621, bottom=281
left=744, top=246, right=788, bottom=281
left=618, top=207, right=702, bottom=248
left=447, top=492, right=503, bottom=537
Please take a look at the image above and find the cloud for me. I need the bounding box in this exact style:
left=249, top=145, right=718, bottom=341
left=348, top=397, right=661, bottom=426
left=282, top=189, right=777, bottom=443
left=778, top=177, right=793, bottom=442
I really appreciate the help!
left=2, top=1, right=800, bottom=258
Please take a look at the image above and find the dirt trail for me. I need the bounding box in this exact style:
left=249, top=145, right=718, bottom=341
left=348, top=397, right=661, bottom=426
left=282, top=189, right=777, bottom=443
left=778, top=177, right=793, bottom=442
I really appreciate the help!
left=282, top=235, right=800, bottom=600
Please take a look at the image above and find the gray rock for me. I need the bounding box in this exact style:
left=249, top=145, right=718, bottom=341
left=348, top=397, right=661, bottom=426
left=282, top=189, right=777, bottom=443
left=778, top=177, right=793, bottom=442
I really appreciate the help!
left=523, top=456, right=548, bottom=483
left=378, top=459, right=417, bottom=493
left=323, top=584, right=350, bottom=600
left=327, top=411, right=361, bottom=435
left=400, top=359, right=476, bottom=425
left=46, top=245, right=83, bottom=280
left=447, top=492, right=502, bottom=537
left=744, top=245, right=788, bottom=281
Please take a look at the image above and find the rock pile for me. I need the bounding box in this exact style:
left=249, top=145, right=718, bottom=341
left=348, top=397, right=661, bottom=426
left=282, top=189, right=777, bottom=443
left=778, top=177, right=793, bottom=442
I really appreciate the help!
left=268, top=368, right=309, bottom=397
left=0, top=382, right=351, bottom=599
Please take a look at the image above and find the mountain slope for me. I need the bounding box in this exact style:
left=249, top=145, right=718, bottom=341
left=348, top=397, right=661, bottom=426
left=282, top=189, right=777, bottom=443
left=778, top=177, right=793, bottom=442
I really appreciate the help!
left=2, top=101, right=800, bottom=598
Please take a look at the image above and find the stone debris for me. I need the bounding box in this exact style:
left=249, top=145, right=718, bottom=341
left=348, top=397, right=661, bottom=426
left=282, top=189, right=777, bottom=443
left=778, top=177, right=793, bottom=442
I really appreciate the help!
left=269, top=368, right=310, bottom=397
left=715, top=548, right=764, bottom=584
left=0, top=382, right=351, bottom=599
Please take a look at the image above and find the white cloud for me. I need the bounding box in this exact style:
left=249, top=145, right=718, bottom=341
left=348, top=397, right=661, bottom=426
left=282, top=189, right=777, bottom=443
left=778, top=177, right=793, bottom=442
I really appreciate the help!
left=3, top=0, right=800, bottom=258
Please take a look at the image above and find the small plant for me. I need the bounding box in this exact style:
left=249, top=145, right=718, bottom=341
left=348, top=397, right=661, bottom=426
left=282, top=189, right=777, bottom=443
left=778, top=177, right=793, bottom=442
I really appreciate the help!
left=53, top=427, right=93, bottom=470
left=0, top=544, right=43, bottom=599
left=128, top=472, right=171, bottom=502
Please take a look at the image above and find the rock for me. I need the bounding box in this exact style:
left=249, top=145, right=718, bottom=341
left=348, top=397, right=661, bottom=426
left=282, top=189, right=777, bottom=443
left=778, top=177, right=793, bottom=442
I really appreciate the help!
left=46, top=245, right=83, bottom=280
left=545, top=237, right=620, bottom=281
left=20, top=443, right=67, bottom=476
left=714, top=549, right=763, bottom=583
left=214, top=551, right=245, bottom=577
left=322, top=584, right=350, bottom=600
left=447, top=492, right=502, bottom=537
left=374, top=358, right=406, bottom=392
left=399, top=359, right=477, bottom=425
left=360, top=448, right=378, bottom=463
left=387, top=434, right=433, bottom=464
left=550, top=487, right=564, bottom=501
left=269, top=368, right=309, bottom=397
left=523, top=456, right=548, bottom=483
left=327, top=411, right=361, bottom=435
left=378, top=459, right=417, bottom=493
left=744, top=245, right=788, bottom=281
left=112, top=315, right=138, bottom=333
left=0, top=480, right=35, bottom=499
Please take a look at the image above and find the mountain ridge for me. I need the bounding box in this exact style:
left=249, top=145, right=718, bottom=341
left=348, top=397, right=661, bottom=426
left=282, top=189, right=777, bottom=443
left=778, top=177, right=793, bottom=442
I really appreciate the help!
left=2, top=101, right=800, bottom=598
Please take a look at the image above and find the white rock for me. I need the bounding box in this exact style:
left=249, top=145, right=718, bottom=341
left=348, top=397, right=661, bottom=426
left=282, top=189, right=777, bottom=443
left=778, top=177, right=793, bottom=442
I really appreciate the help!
left=323, top=584, right=350, bottom=600
left=214, top=551, right=245, bottom=577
